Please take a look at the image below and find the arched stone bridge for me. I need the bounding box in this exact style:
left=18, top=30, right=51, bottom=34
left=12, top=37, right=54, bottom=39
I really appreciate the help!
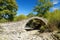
left=24, top=17, right=48, bottom=30
left=0, top=17, right=48, bottom=31
left=25, top=17, right=48, bottom=25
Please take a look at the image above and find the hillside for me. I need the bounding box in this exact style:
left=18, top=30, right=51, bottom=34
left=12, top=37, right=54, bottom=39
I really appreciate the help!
left=0, top=18, right=59, bottom=40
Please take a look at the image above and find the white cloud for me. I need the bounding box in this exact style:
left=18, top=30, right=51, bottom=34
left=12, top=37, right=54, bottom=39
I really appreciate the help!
left=53, top=2, right=58, bottom=4
left=53, top=0, right=59, bottom=4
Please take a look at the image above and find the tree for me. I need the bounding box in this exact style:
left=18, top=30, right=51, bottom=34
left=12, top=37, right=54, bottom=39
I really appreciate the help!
left=27, top=12, right=35, bottom=18
left=34, top=0, right=53, bottom=17
left=0, top=0, right=18, bottom=21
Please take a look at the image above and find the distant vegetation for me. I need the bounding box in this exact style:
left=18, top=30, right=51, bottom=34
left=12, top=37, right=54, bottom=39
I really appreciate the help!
left=14, top=14, right=28, bottom=21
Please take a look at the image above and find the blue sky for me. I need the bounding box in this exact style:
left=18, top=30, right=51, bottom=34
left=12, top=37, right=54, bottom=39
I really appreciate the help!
left=50, top=0, right=60, bottom=11
left=16, top=0, right=60, bottom=15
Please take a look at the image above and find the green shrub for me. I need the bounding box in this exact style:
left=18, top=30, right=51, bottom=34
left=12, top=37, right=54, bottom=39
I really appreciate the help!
left=40, top=26, right=45, bottom=32
left=0, top=18, right=7, bottom=23
left=45, top=10, right=60, bottom=31
left=39, top=25, right=47, bottom=32
left=14, top=14, right=28, bottom=21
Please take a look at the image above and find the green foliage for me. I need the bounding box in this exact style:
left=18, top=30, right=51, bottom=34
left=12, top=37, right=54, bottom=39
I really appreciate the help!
left=40, top=26, right=46, bottom=32
left=45, top=10, right=60, bottom=30
left=39, top=25, right=48, bottom=32
left=27, top=12, right=35, bottom=18
left=0, top=18, right=7, bottom=23
left=14, top=14, right=28, bottom=21
left=34, top=0, right=53, bottom=17
left=0, top=0, right=18, bottom=22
